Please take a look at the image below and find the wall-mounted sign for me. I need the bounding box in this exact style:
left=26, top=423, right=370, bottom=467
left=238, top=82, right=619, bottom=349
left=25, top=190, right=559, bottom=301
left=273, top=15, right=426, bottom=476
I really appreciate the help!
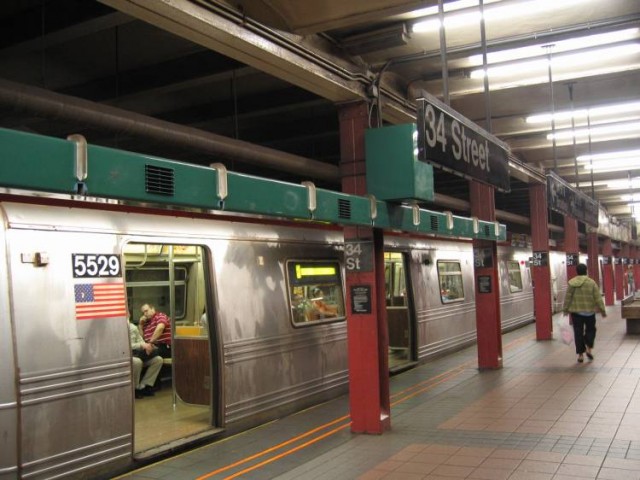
left=473, top=247, right=494, bottom=268
left=416, top=95, right=510, bottom=192
left=510, top=233, right=529, bottom=248
left=350, top=285, right=372, bottom=314
left=566, top=253, right=579, bottom=267
left=547, top=172, right=598, bottom=227
left=477, top=275, right=492, bottom=293
left=344, top=241, right=373, bottom=272
left=532, top=251, right=549, bottom=267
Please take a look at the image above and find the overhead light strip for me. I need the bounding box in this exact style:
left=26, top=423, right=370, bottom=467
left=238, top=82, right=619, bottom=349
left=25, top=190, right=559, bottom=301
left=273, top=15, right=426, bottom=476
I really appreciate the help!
left=468, top=28, right=639, bottom=65
left=578, top=149, right=640, bottom=162
left=547, top=120, right=640, bottom=141
left=412, top=0, right=585, bottom=33
left=470, top=43, right=640, bottom=79
left=527, top=100, right=640, bottom=124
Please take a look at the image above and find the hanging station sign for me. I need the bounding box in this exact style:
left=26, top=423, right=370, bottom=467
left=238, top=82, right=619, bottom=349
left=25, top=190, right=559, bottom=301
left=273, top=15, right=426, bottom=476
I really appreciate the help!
left=416, top=95, right=511, bottom=192
left=547, top=172, right=599, bottom=227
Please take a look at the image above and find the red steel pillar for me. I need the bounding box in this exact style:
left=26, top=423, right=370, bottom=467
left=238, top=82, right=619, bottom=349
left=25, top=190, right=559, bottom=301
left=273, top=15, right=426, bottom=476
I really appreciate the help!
left=339, top=101, right=390, bottom=434
left=564, top=216, right=579, bottom=280
left=602, top=238, right=614, bottom=306
left=621, top=243, right=630, bottom=297
left=586, top=231, right=600, bottom=287
left=470, top=181, right=502, bottom=369
left=615, top=245, right=624, bottom=301
left=529, top=183, right=552, bottom=340
left=633, top=246, right=640, bottom=293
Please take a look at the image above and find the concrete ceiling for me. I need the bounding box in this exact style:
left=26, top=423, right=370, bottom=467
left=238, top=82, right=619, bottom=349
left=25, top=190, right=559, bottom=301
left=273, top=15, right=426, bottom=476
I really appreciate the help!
left=0, top=0, right=639, bottom=240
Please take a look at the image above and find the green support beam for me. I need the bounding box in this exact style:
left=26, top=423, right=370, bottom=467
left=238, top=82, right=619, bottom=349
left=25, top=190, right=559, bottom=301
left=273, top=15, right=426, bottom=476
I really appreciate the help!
left=0, top=128, right=506, bottom=241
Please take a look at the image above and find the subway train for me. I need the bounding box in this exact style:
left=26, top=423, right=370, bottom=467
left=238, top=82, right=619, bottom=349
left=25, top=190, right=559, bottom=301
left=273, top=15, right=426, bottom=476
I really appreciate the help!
left=1, top=191, right=552, bottom=480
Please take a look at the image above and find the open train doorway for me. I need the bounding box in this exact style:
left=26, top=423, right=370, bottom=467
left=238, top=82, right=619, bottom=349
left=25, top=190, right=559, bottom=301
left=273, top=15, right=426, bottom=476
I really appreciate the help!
left=123, top=243, right=219, bottom=456
left=384, top=251, right=415, bottom=372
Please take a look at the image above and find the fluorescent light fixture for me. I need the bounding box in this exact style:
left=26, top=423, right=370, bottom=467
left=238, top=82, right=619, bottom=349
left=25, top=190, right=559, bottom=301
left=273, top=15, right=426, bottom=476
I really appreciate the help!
left=547, top=120, right=640, bottom=141
left=469, top=28, right=639, bottom=65
left=606, top=177, right=640, bottom=189
left=412, top=0, right=582, bottom=33
left=471, top=43, right=640, bottom=79
left=584, top=160, right=640, bottom=172
left=578, top=149, right=640, bottom=162
left=527, top=101, right=640, bottom=124
left=622, top=194, right=640, bottom=202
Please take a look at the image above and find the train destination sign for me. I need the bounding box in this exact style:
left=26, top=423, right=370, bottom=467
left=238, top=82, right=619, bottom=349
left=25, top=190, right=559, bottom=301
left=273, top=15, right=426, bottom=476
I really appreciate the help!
left=547, top=172, right=599, bottom=227
left=416, top=96, right=510, bottom=192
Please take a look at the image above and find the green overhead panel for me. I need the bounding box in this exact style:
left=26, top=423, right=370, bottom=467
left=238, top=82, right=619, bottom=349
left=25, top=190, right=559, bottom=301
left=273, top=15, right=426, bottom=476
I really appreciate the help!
left=0, top=128, right=76, bottom=193
left=365, top=123, right=434, bottom=203
left=0, top=127, right=506, bottom=242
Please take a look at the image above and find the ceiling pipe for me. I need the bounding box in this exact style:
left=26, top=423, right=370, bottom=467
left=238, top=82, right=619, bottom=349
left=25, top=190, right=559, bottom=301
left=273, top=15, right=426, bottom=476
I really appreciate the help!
left=0, top=78, right=340, bottom=183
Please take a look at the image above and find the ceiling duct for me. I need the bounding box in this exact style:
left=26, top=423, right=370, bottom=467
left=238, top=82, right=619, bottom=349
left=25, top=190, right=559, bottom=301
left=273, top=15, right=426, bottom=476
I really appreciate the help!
left=341, top=23, right=409, bottom=55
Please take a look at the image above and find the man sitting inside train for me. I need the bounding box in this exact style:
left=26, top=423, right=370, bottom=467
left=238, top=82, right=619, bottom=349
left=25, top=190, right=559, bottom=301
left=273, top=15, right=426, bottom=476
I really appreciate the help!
left=129, top=319, right=163, bottom=399
left=139, top=303, right=172, bottom=358
left=309, top=287, right=338, bottom=319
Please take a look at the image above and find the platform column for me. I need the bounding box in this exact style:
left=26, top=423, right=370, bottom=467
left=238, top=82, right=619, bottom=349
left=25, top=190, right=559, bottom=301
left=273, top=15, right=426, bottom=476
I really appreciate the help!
left=615, top=245, right=624, bottom=301
left=529, top=183, right=552, bottom=340
left=586, top=231, right=600, bottom=287
left=630, top=247, right=640, bottom=292
left=470, top=181, right=502, bottom=369
left=339, top=101, right=390, bottom=434
left=621, top=243, right=630, bottom=297
left=564, top=216, right=579, bottom=280
left=602, top=237, right=614, bottom=306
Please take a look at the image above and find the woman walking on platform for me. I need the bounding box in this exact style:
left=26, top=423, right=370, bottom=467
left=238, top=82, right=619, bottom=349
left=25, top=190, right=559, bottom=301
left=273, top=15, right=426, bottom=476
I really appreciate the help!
left=562, top=263, right=607, bottom=363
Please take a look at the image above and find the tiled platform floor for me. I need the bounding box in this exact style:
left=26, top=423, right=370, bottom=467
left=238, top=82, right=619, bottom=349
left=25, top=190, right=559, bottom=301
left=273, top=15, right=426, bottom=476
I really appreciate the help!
left=116, top=304, right=640, bottom=480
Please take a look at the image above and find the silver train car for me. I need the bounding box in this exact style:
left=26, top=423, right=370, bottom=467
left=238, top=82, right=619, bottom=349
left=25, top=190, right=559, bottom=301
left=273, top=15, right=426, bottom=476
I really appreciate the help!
left=1, top=196, right=540, bottom=479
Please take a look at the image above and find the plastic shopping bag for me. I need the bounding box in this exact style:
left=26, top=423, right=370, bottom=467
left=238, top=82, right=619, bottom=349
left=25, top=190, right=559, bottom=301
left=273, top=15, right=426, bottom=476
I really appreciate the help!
left=559, top=319, right=574, bottom=345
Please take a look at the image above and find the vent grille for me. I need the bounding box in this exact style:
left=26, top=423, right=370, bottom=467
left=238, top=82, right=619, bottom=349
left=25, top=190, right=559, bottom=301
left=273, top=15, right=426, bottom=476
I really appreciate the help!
left=338, top=199, right=351, bottom=219
left=483, top=224, right=490, bottom=237
left=145, top=164, right=174, bottom=196
left=430, top=215, right=439, bottom=231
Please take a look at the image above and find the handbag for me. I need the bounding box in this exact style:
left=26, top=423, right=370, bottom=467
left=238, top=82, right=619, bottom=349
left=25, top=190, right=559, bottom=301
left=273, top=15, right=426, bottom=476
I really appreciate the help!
left=560, top=320, right=574, bottom=345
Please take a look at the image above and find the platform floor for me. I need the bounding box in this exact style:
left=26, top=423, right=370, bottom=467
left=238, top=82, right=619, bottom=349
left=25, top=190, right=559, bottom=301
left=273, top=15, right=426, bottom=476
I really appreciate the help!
left=115, top=304, right=640, bottom=480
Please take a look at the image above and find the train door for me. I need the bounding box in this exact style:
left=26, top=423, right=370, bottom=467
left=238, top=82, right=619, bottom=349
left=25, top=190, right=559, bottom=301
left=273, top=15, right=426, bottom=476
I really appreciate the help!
left=123, top=242, right=220, bottom=455
left=384, top=251, right=414, bottom=371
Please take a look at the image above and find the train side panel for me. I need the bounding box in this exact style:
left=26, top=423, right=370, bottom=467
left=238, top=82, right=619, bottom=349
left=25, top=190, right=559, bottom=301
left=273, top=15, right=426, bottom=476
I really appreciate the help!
left=550, top=251, right=568, bottom=313
left=0, top=207, right=18, bottom=480
left=211, top=238, right=348, bottom=431
left=414, top=245, right=477, bottom=359
left=5, top=211, right=132, bottom=479
left=497, top=246, right=535, bottom=330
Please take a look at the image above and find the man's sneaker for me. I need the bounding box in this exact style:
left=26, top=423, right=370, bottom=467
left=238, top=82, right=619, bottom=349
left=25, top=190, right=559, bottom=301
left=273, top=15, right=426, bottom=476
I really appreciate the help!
left=135, top=389, right=145, bottom=399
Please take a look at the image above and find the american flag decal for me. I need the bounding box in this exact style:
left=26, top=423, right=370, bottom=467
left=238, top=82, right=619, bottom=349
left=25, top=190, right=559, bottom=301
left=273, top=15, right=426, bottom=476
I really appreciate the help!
left=74, top=283, right=127, bottom=320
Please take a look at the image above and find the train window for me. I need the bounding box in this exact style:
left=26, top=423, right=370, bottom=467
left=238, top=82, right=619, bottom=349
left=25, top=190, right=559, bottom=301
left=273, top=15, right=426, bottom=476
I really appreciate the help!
left=507, top=261, right=524, bottom=293
left=437, top=261, right=464, bottom=304
left=286, top=260, right=345, bottom=325
left=385, top=252, right=407, bottom=306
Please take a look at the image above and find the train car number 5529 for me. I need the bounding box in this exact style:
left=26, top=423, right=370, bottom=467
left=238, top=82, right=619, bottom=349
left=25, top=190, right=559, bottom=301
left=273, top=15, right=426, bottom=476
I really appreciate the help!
left=72, top=253, right=122, bottom=278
